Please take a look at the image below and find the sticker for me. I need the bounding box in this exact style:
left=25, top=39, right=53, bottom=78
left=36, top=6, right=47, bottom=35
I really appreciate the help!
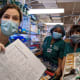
left=53, top=45, right=59, bottom=51
left=47, top=48, right=52, bottom=53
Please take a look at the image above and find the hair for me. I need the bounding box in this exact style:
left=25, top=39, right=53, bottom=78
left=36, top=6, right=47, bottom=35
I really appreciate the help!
left=69, top=25, right=80, bottom=35
left=0, top=4, right=22, bottom=22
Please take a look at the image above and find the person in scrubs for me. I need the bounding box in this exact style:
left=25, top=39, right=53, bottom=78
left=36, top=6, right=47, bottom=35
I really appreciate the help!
left=42, top=24, right=65, bottom=80
left=61, top=25, right=80, bottom=80
left=0, top=4, right=22, bottom=51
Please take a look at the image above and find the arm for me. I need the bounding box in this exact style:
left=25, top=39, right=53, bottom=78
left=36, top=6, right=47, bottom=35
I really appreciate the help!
left=55, top=58, right=62, bottom=78
left=60, top=56, right=66, bottom=80
left=62, top=57, right=66, bottom=73
left=55, top=41, right=66, bottom=78
left=60, top=42, right=68, bottom=80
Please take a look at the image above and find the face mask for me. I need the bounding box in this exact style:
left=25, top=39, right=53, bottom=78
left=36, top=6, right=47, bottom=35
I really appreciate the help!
left=1, top=20, right=19, bottom=36
left=52, top=32, right=62, bottom=39
left=70, top=34, right=80, bottom=43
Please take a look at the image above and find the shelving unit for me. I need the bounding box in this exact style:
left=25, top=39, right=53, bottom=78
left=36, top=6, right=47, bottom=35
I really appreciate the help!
left=0, top=0, right=7, bottom=8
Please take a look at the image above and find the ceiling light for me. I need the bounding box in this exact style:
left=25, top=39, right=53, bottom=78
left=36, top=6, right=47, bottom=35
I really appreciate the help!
left=45, top=23, right=64, bottom=25
left=28, top=9, right=64, bottom=14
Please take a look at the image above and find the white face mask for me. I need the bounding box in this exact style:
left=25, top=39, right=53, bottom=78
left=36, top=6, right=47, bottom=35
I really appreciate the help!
left=70, top=34, right=80, bottom=43
left=1, top=20, right=19, bottom=36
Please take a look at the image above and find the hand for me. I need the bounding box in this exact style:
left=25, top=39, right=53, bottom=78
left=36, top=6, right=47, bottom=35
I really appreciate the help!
left=0, top=43, right=5, bottom=52
left=60, top=76, right=63, bottom=80
left=55, top=68, right=61, bottom=78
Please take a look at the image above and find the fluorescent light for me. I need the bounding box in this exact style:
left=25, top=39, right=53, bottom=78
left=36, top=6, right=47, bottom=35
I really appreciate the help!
left=45, top=23, right=64, bottom=25
left=28, top=9, right=64, bottom=14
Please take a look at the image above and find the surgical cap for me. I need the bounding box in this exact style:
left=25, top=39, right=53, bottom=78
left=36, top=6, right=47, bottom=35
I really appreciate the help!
left=50, top=24, right=65, bottom=37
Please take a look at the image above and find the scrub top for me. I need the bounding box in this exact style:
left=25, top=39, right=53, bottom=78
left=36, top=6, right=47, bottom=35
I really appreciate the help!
left=42, top=36, right=65, bottom=66
left=64, top=42, right=80, bottom=56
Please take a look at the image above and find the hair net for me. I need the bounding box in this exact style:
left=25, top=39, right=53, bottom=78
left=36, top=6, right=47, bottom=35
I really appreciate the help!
left=50, top=24, right=65, bottom=37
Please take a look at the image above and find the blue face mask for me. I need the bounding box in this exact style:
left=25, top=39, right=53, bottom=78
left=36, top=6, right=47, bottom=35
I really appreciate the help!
left=1, top=20, right=19, bottom=36
left=52, top=32, right=62, bottom=39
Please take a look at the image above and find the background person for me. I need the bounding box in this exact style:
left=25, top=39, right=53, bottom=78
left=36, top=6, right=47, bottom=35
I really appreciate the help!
left=61, top=25, right=80, bottom=80
left=41, top=24, right=65, bottom=80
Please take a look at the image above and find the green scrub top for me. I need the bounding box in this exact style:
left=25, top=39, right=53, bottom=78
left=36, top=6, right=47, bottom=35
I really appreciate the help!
left=42, top=36, right=65, bottom=66
left=64, top=42, right=80, bottom=56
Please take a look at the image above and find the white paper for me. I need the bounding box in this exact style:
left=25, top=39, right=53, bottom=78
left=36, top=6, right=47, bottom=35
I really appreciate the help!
left=0, top=39, right=46, bottom=80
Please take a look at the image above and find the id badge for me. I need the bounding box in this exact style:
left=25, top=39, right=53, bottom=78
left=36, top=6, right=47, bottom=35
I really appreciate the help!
left=47, top=48, right=52, bottom=53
